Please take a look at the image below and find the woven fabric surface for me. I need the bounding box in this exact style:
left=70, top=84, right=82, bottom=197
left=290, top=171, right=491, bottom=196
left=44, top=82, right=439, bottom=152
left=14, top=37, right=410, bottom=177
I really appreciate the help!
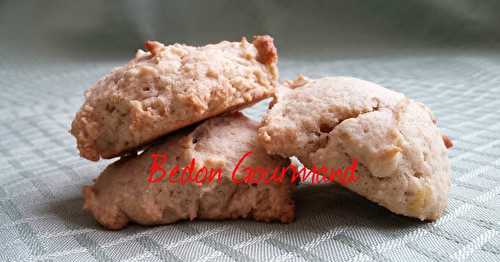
left=1, top=0, right=500, bottom=260
left=0, top=54, right=499, bottom=261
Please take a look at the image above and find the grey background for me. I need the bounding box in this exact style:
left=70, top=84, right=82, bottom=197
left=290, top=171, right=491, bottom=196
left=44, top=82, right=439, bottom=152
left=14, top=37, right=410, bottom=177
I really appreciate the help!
left=0, top=0, right=499, bottom=261
left=2, top=0, right=500, bottom=62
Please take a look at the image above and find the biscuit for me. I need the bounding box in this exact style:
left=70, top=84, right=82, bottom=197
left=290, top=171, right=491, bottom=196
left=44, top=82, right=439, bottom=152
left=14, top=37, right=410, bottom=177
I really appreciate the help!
left=83, top=113, right=295, bottom=230
left=258, top=76, right=452, bottom=220
left=71, top=35, right=278, bottom=161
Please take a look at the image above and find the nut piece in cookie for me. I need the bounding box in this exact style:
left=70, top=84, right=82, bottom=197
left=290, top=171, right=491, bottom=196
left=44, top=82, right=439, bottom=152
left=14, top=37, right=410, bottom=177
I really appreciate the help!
left=258, top=76, right=452, bottom=220
left=71, top=35, right=279, bottom=161
left=83, top=113, right=294, bottom=230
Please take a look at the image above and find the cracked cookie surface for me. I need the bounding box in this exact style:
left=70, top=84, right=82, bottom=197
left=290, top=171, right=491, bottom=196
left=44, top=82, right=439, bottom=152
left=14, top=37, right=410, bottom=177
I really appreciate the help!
left=83, top=113, right=295, bottom=230
left=258, top=76, right=451, bottom=220
left=71, top=35, right=278, bottom=161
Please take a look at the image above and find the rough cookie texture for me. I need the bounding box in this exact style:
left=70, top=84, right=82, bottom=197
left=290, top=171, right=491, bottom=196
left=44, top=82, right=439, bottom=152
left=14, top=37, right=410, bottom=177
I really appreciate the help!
left=83, top=113, right=294, bottom=230
left=71, top=36, right=278, bottom=161
left=258, top=76, right=452, bottom=220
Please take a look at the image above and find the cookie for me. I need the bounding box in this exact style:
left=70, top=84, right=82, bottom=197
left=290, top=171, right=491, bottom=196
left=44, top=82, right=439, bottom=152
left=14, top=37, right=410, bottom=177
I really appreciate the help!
left=83, top=113, right=295, bottom=230
left=258, top=76, right=452, bottom=220
left=71, top=35, right=278, bottom=161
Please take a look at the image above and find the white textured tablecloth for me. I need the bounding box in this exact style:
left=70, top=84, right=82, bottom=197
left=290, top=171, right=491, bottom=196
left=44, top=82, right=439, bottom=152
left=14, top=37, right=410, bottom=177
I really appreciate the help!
left=0, top=53, right=499, bottom=261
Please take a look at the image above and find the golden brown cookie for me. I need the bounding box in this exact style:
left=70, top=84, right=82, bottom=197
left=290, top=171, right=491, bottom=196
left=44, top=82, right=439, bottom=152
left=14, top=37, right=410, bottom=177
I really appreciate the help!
left=258, top=76, right=452, bottom=220
left=71, top=36, right=278, bottom=161
left=83, top=113, right=294, bottom=230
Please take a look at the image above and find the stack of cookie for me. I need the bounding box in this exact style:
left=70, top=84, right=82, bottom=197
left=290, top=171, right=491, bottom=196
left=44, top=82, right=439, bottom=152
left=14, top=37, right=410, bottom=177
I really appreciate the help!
left=70, top=36, right=452, bottom=230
